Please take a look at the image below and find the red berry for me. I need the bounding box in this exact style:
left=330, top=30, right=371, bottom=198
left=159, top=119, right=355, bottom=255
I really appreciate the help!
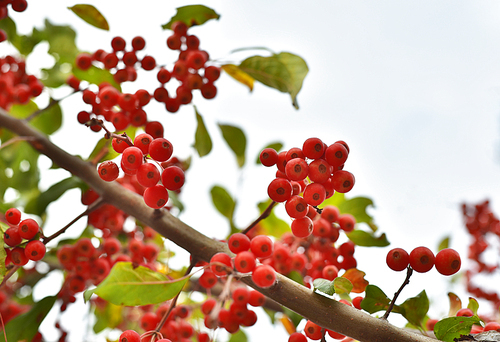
left=171, top=21, right=188, bottom=36
left=234, top=251, right=256, bottom=273
left=338, top=213, right=356, bottom=232
left=320, top=205, right=340, bottom=223
left=435, top=248, right=461, bottom=276
left=157, top=68, right=172, bottom=84
left=76, top=53, right=92, bottom=70
left=122, top=146, right=144, bottom=170
left=386, top=248, right=410, bottom=271
left=250, top=235, right=273, bottom=259
left=248, top=290, right=265, bottom=307
left=259, top=148, right=278, bottom=167
left=291, top=216, right=313, bottom=238
left=103, top=52, right=119, bottom=69
left=167, top=34, right=182, bottom=50
left=289, top=332, right=307, bottom=342
left=308, top=159, right=331, bottom=183
left=131, top=36, right=146, bottom=51
left=133, top=133, right=154, bottom=155
left=302, top=183, right=326, bottom=206
left=331, top=170, right=355, bottom=193
left=136, top=163, right=160, bottom=188
left=322, top=265, right=339, bottom=280
left=5, top=208, right=21, bottom=225
left=285, top=158, right=309, bottom=181
left=25, top=240, right=46, bottom=261
left=352, top=296, right=363, bottom=310
left=141, top=55, right=156, bottom=71
left=210, top=252, right=232, bottom=276
left=119, top=330, right=140, bottom=342
left=304, top=320, right=323, bottom=340
left=285, top=195, right=308, bottom=219
left=302, top=137, right=325, bottom=159
left=111, top=36, right=126, bottom=51
left=161, top=166, right=185, bottom=191
left=143, top=185, right=169, bottom=209
left=204, top=66, right=221, bottom=82
left=4, top=227, right=22, bottom=247
left=267, top=178, right=292, bottom=203
left=11, top=247, right=28, bottom=266
left=145, top=121, right=164, bottom=139
left=251, top=264, right=276, bottom=288
left=19, top=218, right=39, bottom=240
left=409, top=246, right=435, bottom=273
left=325, top=143, right=349, bottom=168
left=199, top=269, right=217, bottom=289
left=112, top=138, right=129, bottom=153
left=200, top=82, right=217, bottom=99
left=228, top=233, right=251, bottom=254
left=98, top=161, right=119, bottom=182
left=483, top=322, right=500, bottom=332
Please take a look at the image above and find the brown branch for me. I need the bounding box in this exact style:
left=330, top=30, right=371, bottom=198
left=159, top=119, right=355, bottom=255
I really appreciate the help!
left=383, top=265, right=413, bottom=320
left=0, top=107, right=438, bottom=342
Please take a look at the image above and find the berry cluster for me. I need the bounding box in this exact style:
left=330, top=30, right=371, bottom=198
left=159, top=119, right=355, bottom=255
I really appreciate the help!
left=461, top=200, right=500, bottom=308
left=0, top=0, right=28, bottom=43
left=97, top=132, right=185, bottom=209
left=70, top=21, right=221, bottom=133
left=386, top=246, right=461, bottom=276
left=0, top=55, right=44, bottom=109
left=3, top=207, right=46, bottom=266
left=260, top=138, right=355, bottom=238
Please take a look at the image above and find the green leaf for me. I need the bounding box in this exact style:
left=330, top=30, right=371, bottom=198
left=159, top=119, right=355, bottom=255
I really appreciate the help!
left=218, top=124, right=246, bottom=167
left=162, top=5, right=220, bottom=29
left=83, top=262, right=190, bottom=306
left=361, top=285, right=400, bottom=314
left=0, top=17, right=43, bottom=56
left=238, top=52, right=308, bottom=109
left=72, top=64, right=120, bottom=89
left=467, top=297, right=479, bottom=316
left=282, top=307, right=303, bottom=328
left=287, top=270, right=304, bottom=286
left=193, top=107, right=212, bottom=157
left=221, top=64, right=254, bottom=91
left=0, top=140, right=40, bottom=197
left=438, top=236, right=450, bottom=251
left=448, top=292, right=462, bottom=317
left=31, top=101, right=63, bottom=135
left=346, top=230, right=389, bottom=247
left=333, top=277, right=353, bottom=295
left=256, top=200, right=290, bottom=238
left=256, top=142, right=283, bottom=164
left=41, top=19, right=79, bottom=64
left=68, top=4, right=110, bottom=31
left=313, top=278, right=335, bottom=296
left=210, top=185, right=236, bottom=221
left=24, top=177, right=86, bottom=216
left=399, top=290, right=429, bottom=329
left=227, top=329, right=248, bottom=342
left=168, top=190, right=185, bottom=213
left=434, top=316, right=480, bottom=342
left=88, top=127, right=135, bottom=163
left=0, top=296, right=57, bottom=342
left=93, top=301, right=123, bottom=333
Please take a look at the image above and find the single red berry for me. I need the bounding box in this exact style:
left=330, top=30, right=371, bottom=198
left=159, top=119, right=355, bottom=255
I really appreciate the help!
left=112, top=138, right=129, bottom=153
left=234, top=251, right=256, bottom=273
left=186, top=50, right=207, bottom=70
left=302, top=137, right=325, bottom=159
left=122, top=51, right=138, bottom=67
left=291, top=216, right=314, bottom=238
left=483, top=322, right=500, bottom=332
left=248, top=290, right=265, bottom=307
left=304, top=320, right=323, bottom=340
left=143, top=185, right=169, bottom=209
left=130, top=108, right=147, bottom=127
left=25, top=240, right=46, bottom=261
left=141, top=55, right=156, bottom=71
left=199, top=269, right=217, bottom=289
left=267, top=178, right=293, bottom=203
left=210, top=252, right=232, bottom=276
left=200, top=82, right=217, bottom=99
left=157, top=68, right=172, bottom=84
left=285, top=158, right=309, bottom=181
left=5, top=208, right=21, bottom=225
left=11, top=247, right=29, bottom=266
left=331, top=170, right=355, bottom=193
left=285, top=195, right=308, bottom=219
left=228, top=233, right=251, bottom=254
left=98, top=161, right=119, bottom=182
left=76, top=53, right=92, bottom=70
left=19, top=218, right=39, bottom=240
left=325, top=142, right=349, bottom=168
left=289, top=332, right=307, bottom=342
left=302, top=182, right=326, bottom=206
left=166, top=34, right=182, bottom=50
left=103, top=237, right=121, bottom=255
left=98, top=86, right=120, bottom=108
left=66, top=75, right=81, bottom=90
left=251, top=264, right=276, bottom=288
left=4, top=227, right=22, bottom=247
left=131, top=36, right=146, bottom=51
left=320, top=205, right=340, bottom=223
left=136, top=163, right=160, bottom=188
left=185, top=35, right=200, bottom=50
left=327, top=329, right=345, bottom=340
left=145, top=121, right=164, bottom=139
left=204, top=65, right=221, bottom=82
left=201, top=298, right=217, bottom=315
left=456, top=308, right=474, bottom=317
left=338, top=213, right=356, bottom=232
left=135, top=89, right=151, bottom=106
left=312, top=218, right=331, bottom=237
left=250, top=235, right=273, bottom=259
left=308, top=159, right=331, bottom=183
left=352, top=296, right=363, bottom=310
left=386, top=248, right=410, bottom=271
left=409, top=246, right=435, bottom=273
left=259, top=148, right=279, bottom=167
left=122, top=146, right=144, bottom=170
left=161, top=166, right=185, bottom=191
left=435, top=248, right=461, bottom=276
left=119, top=329, right=140, bottom=342
left=111, top=36, right=126, bottom=51
left=322, top=265, right=339, bottom=280
left=133, top=133, right=154, bottom=155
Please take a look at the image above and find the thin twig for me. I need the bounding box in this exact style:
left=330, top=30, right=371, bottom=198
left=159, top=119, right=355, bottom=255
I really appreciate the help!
left=0, top=265, right=20, bottom=289
left=26, top=90, right=80, bottom=121
left=241, top=201, right=277, bottom=235
left=382, top=265, right=413, bottom=320
left=42, top=197, right=105, bottom=245
left=0, top=136, right=37, bottom=150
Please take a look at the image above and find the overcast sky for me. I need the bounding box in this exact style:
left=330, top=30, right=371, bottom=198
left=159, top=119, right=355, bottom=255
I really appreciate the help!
left=7, top=1, right=500, bottom=340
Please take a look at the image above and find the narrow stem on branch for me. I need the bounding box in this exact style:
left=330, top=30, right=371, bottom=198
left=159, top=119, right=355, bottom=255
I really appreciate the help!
left=383, top=265, right=413, bottom=320
left=241, top=200, right=277, bottom=235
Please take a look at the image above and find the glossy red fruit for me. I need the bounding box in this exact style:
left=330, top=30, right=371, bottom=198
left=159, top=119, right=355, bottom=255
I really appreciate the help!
left=409, top=246, right=435, bottom=273
left=267, top=178, right=293, bottom=203
left=386, top=248, right=410, bottom=271
left=251, top=264, right=276, bottom=288
left=228, top=233, right=251, bottom=254
left=119, top=330, right=140, bottom=342
left=143, top=185, right=169, bottom=209
left=259, top=148, right=279, bottom=167
left=19, top=218, right=39, bottom=240
left=122, top=146, right=144, bottom=170
left=324, top=142, right=349, bottom=168
left=98, top=161, right=119, bottom=182
left=302, top=137, right=325, bottom=159
left=291, top=216, right=313, bottom=238
left=25, top=240, right=46, bottom=261
left=304, top=320, right=322, bottom=340
left=285, top=195, right=308, bottom=219
left=250, top=235, right=273, bottom=259
left=331, top=170, right=355, bottom=193
left=210, top=252, right=232, bottom=276
left=136, top=163, right=160, bottom=188
left=161, top=166, right=185, bottom=191
left=5, top=208, right=21, bottom=225
left=435, top=248, right=461, bottom=276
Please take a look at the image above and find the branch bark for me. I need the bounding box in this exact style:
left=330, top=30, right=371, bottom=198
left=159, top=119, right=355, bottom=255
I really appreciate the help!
left=0, top=108, right=439, bottom=342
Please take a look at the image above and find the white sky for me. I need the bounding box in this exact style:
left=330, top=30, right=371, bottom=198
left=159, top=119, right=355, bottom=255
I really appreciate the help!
left=5, top=1, right=500, bottom=341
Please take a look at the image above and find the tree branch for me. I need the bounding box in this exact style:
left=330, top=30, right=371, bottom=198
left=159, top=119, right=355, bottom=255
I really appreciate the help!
left=0, top=107, right=439, bottom=342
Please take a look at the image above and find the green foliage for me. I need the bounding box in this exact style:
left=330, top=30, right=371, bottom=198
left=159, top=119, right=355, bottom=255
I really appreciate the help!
left=221, top=64, right=254, bottom=91
left=334, top=277, right=353, bottom=295
left=162, top=5, right=220, bottom=29
left=210, top=185, right=236, bottom=222
left=227, top=329, right=248, bottom=342
left=313, top=277, right=353, bottom=297
left=256, top=200, right=290, bottom=238
left=24, top=176, right=86, bottom=216
left=68, top=4, right=110, bottom=31
left=467, top=297, right=479, bottom=316
left=0, top=296, right=57, bottom=342
left=433, top=316, right=481, bottom=342
left=218, top=124, right=246, bottom=167
left=438, top=236, right=450, bottom=251
left=398, top=290, right=429, bottom=329
left=72, top=65, right=120, bottom=90
left=93, top=301, right=123, bottom=333
left=194, top=107, right=212, bottom=157
left=346, top=230, right=389, bottom=247
left=323, top=192, right=378, bottom=231
left=237, top=52, right=308, bottom=109
left=84, top=262, right=190, bottom=306
left=87, top=127, right=136, bottom=163
left=361, top=285, right=399, bottom=314
left=255, top=142, right=283, bottom=164
left=9, top=101, right=63, bottom=135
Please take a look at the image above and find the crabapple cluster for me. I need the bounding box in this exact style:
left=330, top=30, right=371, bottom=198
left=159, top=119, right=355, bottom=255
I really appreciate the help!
left=461, top=200, right=500, bottom=308
left=386, top=246, right=461, bottom=276
left=261, top=138, right=355, bottom=239
left=0, top=55, right=44, bottom=110
left=0, top=0, right=28, bottom=42
left=97, top=132, right=185, bottom=209
left=70, top=21, right=221, bottom=133
left=3, top=207, right=46, bottom=266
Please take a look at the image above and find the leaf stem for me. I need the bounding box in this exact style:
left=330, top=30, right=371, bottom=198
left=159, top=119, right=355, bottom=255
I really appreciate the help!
left=382, top=265, right=413, bottom=320
left=241, top=200, right=277, bottom=235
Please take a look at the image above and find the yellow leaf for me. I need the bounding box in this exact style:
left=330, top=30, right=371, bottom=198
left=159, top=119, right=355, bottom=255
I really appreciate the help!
left=221, top=64, right=254, bottom=91
left=279, top=314, right=296, bottom=334
left=342, top=268, right=368, bottom=293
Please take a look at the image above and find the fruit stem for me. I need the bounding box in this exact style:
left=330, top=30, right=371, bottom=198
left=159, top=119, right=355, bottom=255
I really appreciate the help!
left=241, top=201, right=277, bottom=235
left=382, top=265, right=413, bottom=320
